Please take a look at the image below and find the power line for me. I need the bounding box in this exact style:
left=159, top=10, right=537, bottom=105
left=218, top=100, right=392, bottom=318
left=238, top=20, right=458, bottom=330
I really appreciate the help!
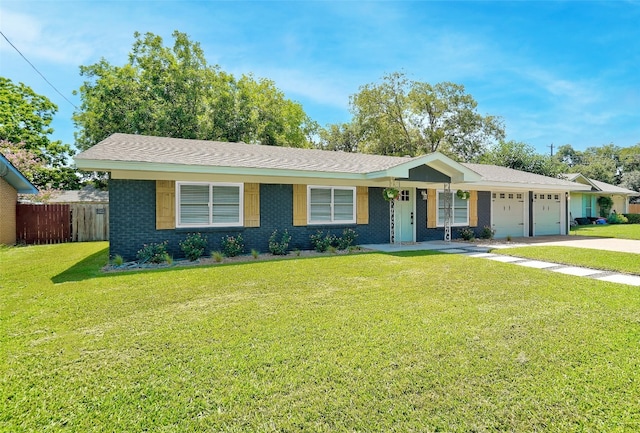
left=0, top=30, right=78, bottom=110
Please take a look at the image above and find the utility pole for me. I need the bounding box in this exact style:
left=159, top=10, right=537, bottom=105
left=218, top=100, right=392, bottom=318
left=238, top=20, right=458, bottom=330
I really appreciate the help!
left=548, top=143, right=554, bottom=157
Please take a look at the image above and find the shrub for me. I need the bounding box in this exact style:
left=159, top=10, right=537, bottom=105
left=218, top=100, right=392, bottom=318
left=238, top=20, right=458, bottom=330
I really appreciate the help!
left=607, top=213, right=628, bottom=224
left=336, top=228, right=358, bottom=250
left=597, top=196, right=614, bottom=217
left=136, top=241, right=169, bottom=264
left=211, top=251, right=223, bottom=262
left=268, top=229, right=291, bottom=255
left=111, top=254, right=124, bottom=266
left=251, top=249, right=259, bottom=259
left=479, top=226, right=495, bottom=240
left=221, top=234, right=245, bottom=257
left=623, top=213, right=640, bottom=224
left=457, top=227, right=475, bottom=241
left=310, top=230, right=333, bottom=252
left=180, top=233, right=208, bottom=261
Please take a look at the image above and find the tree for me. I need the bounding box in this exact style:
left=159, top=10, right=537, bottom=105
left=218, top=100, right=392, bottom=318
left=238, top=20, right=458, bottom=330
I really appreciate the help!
left=346, top=72, right=504, bottom=160
left=74, top=31, right=317, bottom=150
left=478, top=140, right=566, bottom=177
left=555, top=144, right=619, bottom=184
left=0, top=77, right=79, bottom=190
left=620, top=171, right=640, bottom=193
left=317, top=123, right=362, bottom=152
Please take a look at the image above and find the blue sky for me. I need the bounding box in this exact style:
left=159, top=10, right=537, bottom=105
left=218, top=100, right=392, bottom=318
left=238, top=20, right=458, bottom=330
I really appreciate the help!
left=1, top=0, right=639, bottom=155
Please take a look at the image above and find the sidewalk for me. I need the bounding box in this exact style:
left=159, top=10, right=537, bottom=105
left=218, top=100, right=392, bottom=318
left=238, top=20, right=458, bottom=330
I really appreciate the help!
left=362, top=238, right=640, bottom=287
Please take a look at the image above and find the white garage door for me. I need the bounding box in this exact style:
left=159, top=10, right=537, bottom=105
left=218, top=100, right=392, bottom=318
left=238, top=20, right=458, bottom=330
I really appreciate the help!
left=534, top=192, right=561, bottom=235
left=492, top=192, right=525, bottom=238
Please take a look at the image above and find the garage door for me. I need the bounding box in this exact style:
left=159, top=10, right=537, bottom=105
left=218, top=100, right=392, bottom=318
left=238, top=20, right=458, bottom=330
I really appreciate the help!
left=492, top=192, right=525, bottom=238
left=534, top=192, right=561, bottom=235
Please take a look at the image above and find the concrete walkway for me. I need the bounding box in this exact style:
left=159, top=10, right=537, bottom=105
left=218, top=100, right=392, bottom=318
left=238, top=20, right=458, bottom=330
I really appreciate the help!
left=361, top=237, right=640, bottom=287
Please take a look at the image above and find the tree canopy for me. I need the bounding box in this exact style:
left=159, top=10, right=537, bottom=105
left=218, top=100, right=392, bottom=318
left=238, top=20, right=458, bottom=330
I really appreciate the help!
left=73, top=31, right=318, bottom=150
left=0, top=77, right=79, bottom=190
left=478, top=140, right=564, bottom=178
left=319, top=72, right=505, bottom=161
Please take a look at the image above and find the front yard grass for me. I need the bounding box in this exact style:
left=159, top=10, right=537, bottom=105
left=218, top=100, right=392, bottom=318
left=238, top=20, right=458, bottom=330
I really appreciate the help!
left=494, top=246, right=640, bottom=275
left=571, top=223, right=640, bottom=240
left=3, top=242, right=640, bottom=431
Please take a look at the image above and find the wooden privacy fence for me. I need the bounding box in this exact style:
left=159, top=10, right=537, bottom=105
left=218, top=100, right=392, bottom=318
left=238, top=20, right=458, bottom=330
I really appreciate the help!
left=630, top=203, right=640, bottom=214
left=70, top=204, right=109, bottom=242
left=16, top=203, right=109, bottom=244
left=16, top=204, right=71, bottom=244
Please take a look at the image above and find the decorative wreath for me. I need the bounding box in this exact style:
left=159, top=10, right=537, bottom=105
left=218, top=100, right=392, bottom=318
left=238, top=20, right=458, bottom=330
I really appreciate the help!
left=383, top=187, right=400, bottom=202
left=456, top=190, right=471, bottom=200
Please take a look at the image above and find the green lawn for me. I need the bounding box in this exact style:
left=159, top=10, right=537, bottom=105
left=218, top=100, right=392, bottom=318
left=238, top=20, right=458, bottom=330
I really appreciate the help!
left=3, top=242, right=640, bottom=432
left=571, top=223, right=640, bottom=240
left=494, top=246, right=640, bottom=275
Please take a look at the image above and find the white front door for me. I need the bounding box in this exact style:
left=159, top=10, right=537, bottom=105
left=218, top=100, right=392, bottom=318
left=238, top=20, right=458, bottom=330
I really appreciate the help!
left=394, top=189, right=415, bottom=242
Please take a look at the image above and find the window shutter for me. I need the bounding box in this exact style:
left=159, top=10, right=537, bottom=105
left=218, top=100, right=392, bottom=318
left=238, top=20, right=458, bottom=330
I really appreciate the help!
left=469, top=190, right=478, bottom=227
left=293, top=184, right=307, bottom=226
left=156, top=180, right=176, bottom=230
left=427, top=189, right=437, bottom=228
left=244, top=183, right=260, bottom=227
left=356, top=186, right=369, bottom=224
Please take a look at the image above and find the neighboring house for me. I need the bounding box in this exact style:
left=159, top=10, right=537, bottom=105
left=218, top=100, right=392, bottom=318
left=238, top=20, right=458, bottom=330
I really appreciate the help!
left=0, top=153, right=38, bottom=245
left=562, top=173, right=640, bottom=219
left=75, top=133, right=589, bottom=260
left=47, top=186, right=109, bottom=204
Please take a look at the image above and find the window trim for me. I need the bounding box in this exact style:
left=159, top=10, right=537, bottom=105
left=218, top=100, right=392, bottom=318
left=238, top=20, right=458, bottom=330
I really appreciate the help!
left=175, top=181, right=244, bottom=228
left=436, top=190, right=469, bottom=227
left=307, top=185, right=357, bottom=225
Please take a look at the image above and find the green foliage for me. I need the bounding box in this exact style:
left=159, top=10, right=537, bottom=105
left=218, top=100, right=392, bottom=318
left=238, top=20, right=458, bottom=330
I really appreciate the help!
left=136, top=241, right=169, bottom=264
left=268, top=229, right=291, bottom=255
left=221, top=234, right=245, bottom=257
left=620, top=170, right=640, bottom=193
left=179, top=233, right=208, bottom=261
left=73, top=31, right=317, bottom=150
left=457, top=227, right=475, bottom=241
left=211, top=251, right=224, bottom=262
left=336, top=228, right=358, bottom=250
left=251, top=248, right=259, bottom=259
left=479, top=140, right=565, bottom=177
left=310, top=230, right=333, bottom=252
left=111, top=254, right=124, bottom=266
left=344, top=71, right=505, bottom=161
left=623, top=213, right=640, bottom=224
left=310, top=228, right=358, bottom=252
left=480, top=226, right=495, bottom=240
left=607, top=213, right=628, bottom=224
left=0, top=78, right=80, bottom=190
left=597, top=196, right=614, bottom=217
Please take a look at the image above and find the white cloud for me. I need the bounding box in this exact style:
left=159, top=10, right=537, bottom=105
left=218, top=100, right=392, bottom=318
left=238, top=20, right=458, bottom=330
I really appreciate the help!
left=0, top=7, right=94, bottom=65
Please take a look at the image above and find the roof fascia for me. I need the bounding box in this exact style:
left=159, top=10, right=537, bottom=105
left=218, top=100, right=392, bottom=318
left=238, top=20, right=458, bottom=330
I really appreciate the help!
left=472, top=180, right=591, bottom=191
left=366, top=152, right=482, bottom=183
left=0, top=155, right=38, bottom=194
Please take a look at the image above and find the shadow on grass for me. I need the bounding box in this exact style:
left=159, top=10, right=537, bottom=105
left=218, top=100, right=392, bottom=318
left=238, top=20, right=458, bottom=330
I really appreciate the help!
left=52, top=247, right=110, bottom=283
left=52, top=248, right=447, bottom=283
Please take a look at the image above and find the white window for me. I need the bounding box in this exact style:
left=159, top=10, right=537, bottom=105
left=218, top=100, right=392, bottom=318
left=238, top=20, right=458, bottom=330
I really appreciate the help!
left=308, top=186, right=356, bottom=224
left=437, top=191, right=469, bottom=227
left=176, top=182, right=243, bottom=227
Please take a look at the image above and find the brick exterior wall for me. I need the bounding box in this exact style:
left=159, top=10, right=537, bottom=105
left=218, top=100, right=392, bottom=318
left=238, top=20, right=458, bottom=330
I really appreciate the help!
left=110, top=180, right=391, bottom=261
left=0, top=178, right=17, bottom=245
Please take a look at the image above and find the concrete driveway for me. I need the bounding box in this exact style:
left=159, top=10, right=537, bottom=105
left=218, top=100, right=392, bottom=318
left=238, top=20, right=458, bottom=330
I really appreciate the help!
left=483, top=235, right=640, bottom=254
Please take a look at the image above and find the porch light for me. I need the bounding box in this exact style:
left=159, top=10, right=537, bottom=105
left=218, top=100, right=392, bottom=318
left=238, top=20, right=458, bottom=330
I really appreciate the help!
left=421, top=190, right=428, bottom=200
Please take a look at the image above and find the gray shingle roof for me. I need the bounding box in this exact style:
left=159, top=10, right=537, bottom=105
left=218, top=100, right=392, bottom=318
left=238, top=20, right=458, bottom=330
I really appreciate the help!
left=75, top=133, right=414, bottom=174
left=462, top=163, right=582, bottom=187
